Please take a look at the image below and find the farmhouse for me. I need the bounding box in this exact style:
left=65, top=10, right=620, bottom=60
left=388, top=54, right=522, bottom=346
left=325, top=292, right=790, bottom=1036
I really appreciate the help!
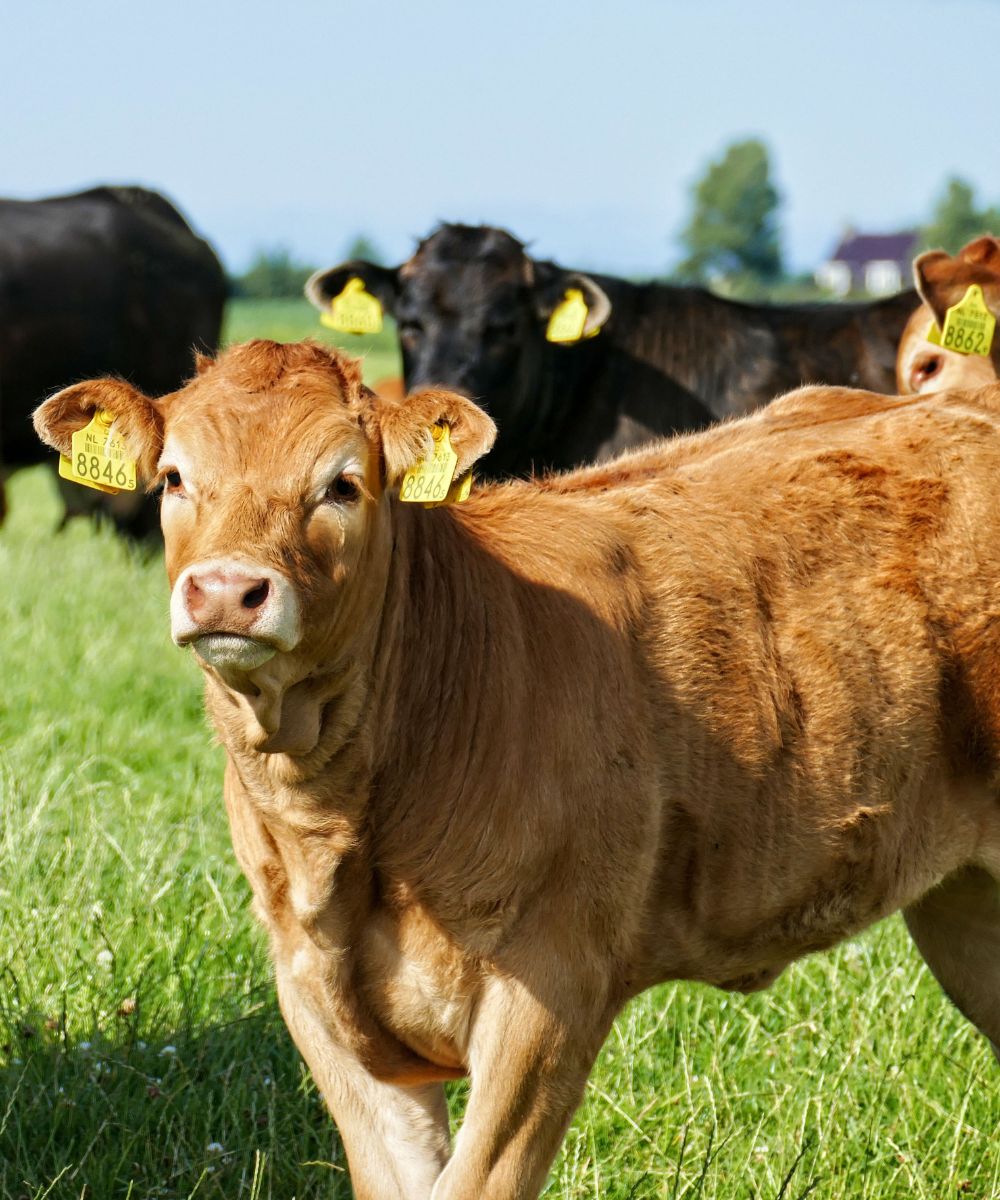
left=815, top=228, right=919, bottom=297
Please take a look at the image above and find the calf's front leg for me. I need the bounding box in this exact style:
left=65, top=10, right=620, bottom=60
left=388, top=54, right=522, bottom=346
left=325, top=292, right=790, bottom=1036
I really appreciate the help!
left=275, top=959, right=452, bottom=1200
left=431, top=975, right=618, bottom=1200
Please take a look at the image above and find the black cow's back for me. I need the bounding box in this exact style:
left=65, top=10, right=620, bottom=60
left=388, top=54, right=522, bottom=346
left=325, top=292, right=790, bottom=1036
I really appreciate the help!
left=0, top=186, right=226, bottom=530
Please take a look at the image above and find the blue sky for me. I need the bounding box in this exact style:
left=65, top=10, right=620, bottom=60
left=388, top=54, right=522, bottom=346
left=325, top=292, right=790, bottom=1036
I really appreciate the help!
left=3, top=0, right=997, bottom=276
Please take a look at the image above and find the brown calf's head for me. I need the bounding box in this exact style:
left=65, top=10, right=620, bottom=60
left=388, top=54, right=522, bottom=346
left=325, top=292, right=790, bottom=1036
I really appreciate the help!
left=895, top=302, right=997, bottom=394
left=900, top=235, right=1000, bottom=393
left=34, top=341, right=496, bottom=749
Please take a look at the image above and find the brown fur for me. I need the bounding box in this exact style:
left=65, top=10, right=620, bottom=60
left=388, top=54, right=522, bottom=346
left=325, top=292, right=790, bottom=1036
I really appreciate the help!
left=34, top=342, right=1000, bottom=1200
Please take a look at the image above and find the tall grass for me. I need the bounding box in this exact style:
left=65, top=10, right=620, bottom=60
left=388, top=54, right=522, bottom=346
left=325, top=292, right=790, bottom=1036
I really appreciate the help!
left=1, top=323, right=996, bottom=1197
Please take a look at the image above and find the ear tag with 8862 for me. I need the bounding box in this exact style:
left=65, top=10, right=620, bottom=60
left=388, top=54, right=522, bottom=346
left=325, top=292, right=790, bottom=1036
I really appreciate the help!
left=925, top=284, right=996, bottom=356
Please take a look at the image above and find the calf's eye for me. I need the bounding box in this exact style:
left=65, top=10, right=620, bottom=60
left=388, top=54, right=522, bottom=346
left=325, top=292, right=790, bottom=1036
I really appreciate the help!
left=324, top=474, right=360, bottom=504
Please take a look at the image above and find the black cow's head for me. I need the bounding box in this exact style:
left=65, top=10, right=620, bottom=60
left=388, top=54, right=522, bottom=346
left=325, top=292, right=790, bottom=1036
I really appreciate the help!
left=305, top=225, right=611, bottom=468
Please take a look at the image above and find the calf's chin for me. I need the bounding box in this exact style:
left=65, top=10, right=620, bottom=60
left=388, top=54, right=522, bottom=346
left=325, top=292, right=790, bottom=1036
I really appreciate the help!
left=192, top=633, right=277, bottom=672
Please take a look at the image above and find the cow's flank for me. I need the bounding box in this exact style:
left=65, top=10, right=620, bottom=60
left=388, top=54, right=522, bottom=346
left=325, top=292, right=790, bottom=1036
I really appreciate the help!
left=34, top=342, right=1000, bottom=1200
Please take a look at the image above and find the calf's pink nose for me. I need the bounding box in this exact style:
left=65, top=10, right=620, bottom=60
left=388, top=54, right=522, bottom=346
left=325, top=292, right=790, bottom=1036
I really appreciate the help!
left=184, top=570, right=271, bottom=633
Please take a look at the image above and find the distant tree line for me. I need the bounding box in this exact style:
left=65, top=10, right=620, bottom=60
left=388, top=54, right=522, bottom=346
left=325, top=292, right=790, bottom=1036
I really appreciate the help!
left=230, top=235, right=383, bottom=299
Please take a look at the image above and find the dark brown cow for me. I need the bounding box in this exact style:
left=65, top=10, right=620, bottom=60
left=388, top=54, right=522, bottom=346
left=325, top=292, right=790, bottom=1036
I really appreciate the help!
left=1, top=185, right=225, bottom=534
left=35, top=342, right=1000, bottom=1199
left=307, top=224, right=917, bottom=478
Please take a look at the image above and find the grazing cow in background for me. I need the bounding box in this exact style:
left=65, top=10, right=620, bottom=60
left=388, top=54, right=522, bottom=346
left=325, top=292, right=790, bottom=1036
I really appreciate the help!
left=0, top=185, right=225, bottom=534
left=307, top=223, right=917, bottom=478
left=35, top=341, right=1000, bottom=1200
left=897, top=235, right=1000, bottom=394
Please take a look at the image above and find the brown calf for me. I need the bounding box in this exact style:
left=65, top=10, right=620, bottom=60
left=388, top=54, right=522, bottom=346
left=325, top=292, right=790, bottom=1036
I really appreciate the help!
left=35, top=342, right=1000, bottom=1200
left=897, top=235, right=1000, bottom=394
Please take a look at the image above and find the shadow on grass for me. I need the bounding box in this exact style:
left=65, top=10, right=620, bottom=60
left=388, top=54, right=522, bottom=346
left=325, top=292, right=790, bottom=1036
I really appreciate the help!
left=0, top=988, right=351, bottom=1200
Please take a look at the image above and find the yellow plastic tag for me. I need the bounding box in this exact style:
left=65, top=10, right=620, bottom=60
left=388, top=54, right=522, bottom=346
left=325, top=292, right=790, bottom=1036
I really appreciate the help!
left=925, top=284, right=995, bottom=356
left=423, top=471, right=473, bottom=508
left=399, top=423, right=459, bottom=504
left=446, top=472, right=472, bottom=504
left=320, top=277, right=384, bottom=335
left=545, top=288, right=590, bottom=343
left=58, top=410, right=137, bottom=494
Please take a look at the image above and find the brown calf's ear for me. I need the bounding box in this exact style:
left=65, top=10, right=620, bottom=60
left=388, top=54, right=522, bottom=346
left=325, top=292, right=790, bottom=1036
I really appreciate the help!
left=372, top=388, right=497, bottom=486
left=914, top=236, right=1000, bottom=327
left=33, top=378, right=164, bottom=480
left=958, top=235, right=1000, bottom=269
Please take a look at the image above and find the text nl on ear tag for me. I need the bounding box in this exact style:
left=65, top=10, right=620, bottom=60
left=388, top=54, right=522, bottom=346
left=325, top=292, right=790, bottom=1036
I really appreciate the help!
left=399, top=423, right=464, bottom=505
left=925, top=284, right=996, bottom=356
left=58, top=409, right=138, bottom=494
left=320, top=276, right=384, bottom=335
left=546, top=288, right=591, bottom=343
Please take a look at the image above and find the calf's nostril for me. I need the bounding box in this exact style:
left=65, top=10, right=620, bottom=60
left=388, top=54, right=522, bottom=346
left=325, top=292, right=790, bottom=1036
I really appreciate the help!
left=242, top=580, right=270, bottom=610
left=185, top=576, right=205, bottom=612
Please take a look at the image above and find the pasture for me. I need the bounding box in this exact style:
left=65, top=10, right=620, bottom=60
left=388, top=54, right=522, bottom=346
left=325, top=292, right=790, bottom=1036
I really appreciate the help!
left=0, top=302, right=997, bottom=1200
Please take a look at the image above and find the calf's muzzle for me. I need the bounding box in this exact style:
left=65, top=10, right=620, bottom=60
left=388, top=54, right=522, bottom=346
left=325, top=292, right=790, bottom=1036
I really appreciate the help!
left=170, top=558, right=301, bottom=672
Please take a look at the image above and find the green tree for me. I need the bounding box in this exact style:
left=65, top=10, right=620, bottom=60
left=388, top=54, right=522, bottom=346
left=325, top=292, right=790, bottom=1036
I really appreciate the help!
left=920, top=176, right=1000, bottom=254
left=232, top=246, right=316, bottom=299
left=344, top=233, right=384, bottom=264
left=676, top=139, right=783, bottom=291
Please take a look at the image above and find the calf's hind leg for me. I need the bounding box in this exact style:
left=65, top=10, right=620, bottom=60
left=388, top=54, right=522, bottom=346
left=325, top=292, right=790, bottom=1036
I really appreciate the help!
left=903, top=865, right=1000, bottom=1062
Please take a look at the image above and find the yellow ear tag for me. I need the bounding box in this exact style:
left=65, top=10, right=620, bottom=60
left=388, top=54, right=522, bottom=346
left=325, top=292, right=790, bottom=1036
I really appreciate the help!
left=545, top=288, right=590, bottom=343
left=58, top=409, right=137, bottom=494
left=926, top=284, right=995, bottom=356
left=399, top=423, right=460, bottom=505
left=444, top=472, right=473, bottom=504
left=320, top=276, right=384, bottom=335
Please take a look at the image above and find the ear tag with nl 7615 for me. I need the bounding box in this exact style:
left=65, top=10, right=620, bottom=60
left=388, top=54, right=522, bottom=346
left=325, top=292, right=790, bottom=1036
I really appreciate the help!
left=58, top=410, right=137, bottom=494
left=399, top=422, right=469, bottom=505
left=925, top=284, right=996, bottom=356
left=320, top=276, right=384, bottom=335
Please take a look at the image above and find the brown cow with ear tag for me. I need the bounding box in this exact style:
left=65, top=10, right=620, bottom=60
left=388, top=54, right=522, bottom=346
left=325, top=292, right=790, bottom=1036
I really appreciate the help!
left=34, top=341, right=1000, bottom=1200
left=897, top=235, right=1000, bottom=394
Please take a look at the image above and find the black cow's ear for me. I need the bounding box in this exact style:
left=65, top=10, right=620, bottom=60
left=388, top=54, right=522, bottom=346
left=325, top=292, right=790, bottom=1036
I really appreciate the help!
left=532, top=262, right=612, bottom=339
left=305, top=260, right=400, bottom=315
left=33, top=379, right=164, bottom=480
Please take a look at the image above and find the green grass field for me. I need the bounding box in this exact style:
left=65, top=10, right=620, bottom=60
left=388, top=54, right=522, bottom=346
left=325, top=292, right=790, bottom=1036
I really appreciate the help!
left=221, top=298, right=401, bottom=383
left=1, top=303, right=997, bottom=1198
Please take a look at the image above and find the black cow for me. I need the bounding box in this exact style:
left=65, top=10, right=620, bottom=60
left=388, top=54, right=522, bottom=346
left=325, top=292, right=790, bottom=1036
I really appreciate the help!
left=306, top=223, right=918, bottom=478
left=0, top=185, right=225, bottom=533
